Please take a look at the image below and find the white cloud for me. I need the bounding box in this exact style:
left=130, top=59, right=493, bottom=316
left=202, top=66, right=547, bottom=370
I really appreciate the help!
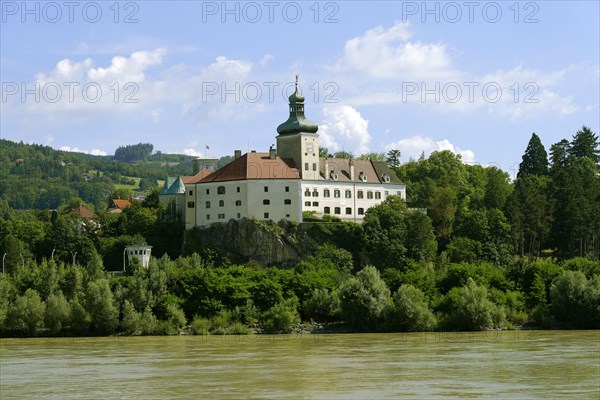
left=334, top=21, right=455, bottom=81
left=182, top=148, right=203, bottom=157
left=384, top=135, right=475, bottom=163
left=319, top=105, right=371, bottom=155
left=59, top=146, right=108, bottom=156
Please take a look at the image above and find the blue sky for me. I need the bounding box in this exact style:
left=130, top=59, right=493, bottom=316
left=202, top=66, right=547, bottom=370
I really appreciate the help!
left=1, top=0, right=598, bottom=176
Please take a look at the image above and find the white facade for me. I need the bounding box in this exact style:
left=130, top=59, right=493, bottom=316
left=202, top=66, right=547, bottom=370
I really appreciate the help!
left=125, top=244, right=152, bottom=268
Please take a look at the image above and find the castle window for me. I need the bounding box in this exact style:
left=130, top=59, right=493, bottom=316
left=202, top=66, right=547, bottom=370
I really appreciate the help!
left=358, top=208, right=364, bottom=215
left=206, top=189, right=210, bottom=195
left=263, top=199, right=270, bottom=205
left=384, top=191, right=389, bottom=198
left=375, top=192, right=381, bottom=200
left=334, top=207, right=341, bottom=215
left=264, top=213, right=269, bottom=219
left=284, top=199, right=292, bottom=205
left=397, top=191, right=402, bottom=196
left=312, top=201, right=319, bottom=207
left=217, top=186, right=226, bottom=195
left=305, top=163, right=309, bottom=171
left=219, top=200, right=224, bottom=207
left=312, top=189, right=318, bottom=197
left=312, top=163, right=317, bottom=171
left=237, top=213, right=241, bottom=218
left=305, top=201, right=311, bottom=207
left=205, top=201, right=211, bottom=208
left=324, top=207, right=331, bottom=214
left=187, top=202, right=195, bottom=208
left=285, top=186, right=290, bottom=192
left=206, top=214, right=211, bottom=220
left=367, top=191, right=373, bottom=199
left=357, top=190, right=364, bottom=199
left=189, top=190, right=193, bottom=196
left=304, top=189, right=311, bottom=197
left=324, top=189, right=330, bottom=198
left=237, top=186, right=241, bottom=193
left=218, top=214, right=225, bottom=220
left=264, top=186, right=269, bottom=192
left=236, top=200, right=242, bottom=206
left=345, top=190, right=352, bottom=198
left=346, top=207, right=352, bottom=215
left=334, top=189, right=340, bottom=198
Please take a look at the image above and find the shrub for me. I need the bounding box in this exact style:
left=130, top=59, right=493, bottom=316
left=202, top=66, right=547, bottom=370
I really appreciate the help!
left=262, top=298, right=300, bottom=333
left=120, top=300, right=141, bottom=335
left=7, top=289, right=45, bottom=335
left=45, top=291, right=71, bottom=335
left=302, top=288, right=340, bottom=322
left=390, top=284, right=436, bottom=332
left=190, top=315, right=211, bottom=335
left=550, top=271, right=600, bottom=328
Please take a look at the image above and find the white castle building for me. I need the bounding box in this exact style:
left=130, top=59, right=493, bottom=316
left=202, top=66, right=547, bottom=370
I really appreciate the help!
left=161, top=80, right=406, bottom=229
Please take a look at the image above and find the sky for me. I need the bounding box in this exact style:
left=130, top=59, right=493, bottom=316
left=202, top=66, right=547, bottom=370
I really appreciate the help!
left=1, top=0, right=598, bottom=177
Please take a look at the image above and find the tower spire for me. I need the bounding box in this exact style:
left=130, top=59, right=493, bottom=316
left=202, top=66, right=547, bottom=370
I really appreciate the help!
left=276, top=75, right=318, bottom=135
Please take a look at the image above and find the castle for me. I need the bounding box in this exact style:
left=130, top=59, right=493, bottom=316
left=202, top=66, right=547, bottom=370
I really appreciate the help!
left=160, top=79, right=406, bottom=229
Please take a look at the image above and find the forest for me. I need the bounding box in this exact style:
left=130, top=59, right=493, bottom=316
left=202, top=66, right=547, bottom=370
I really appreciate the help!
left=0, top=126, right=598, bottom=336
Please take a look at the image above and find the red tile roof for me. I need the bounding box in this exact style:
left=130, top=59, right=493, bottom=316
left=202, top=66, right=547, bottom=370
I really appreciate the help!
left=71, top=205, right=95, bottom=218
left=185, top=169, right=213, bottom=184
left=198, top=153, right=299, bottom=183
left=111, top=199, right=131, bottom=209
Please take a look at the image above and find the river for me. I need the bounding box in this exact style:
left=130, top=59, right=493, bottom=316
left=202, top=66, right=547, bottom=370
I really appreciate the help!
left=1, top=330, right=598, bottom=399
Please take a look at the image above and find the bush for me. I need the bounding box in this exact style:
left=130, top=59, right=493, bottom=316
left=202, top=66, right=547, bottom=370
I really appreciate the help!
left=45, top=291, right=71, bottom=335
left=7, top=289, right=45, bottom=335
left=302, top=288, right=340, bottom=322
left=139, top=306, right=159, bottom=335
left=441, top=279, right=505, bottom=331
left=262, top=298, right=300, bottom=333
left=190, top=315, right=211, bottom=335
left=390, top=285, right=436, bottom=332
left=120, top=300, right=141, bottom=335
left=550, top=271, right=600, bottom=328
left=339, top=266, right=391, bottom=330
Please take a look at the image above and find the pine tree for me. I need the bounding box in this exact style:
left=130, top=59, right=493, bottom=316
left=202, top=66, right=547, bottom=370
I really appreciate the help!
left=569, top=126, right=599, bottom=165
left=517, top=133, right=548, bottom=178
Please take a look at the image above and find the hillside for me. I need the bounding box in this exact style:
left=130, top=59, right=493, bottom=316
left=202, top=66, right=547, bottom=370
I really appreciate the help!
left=0, top=139, right=203, bottom=211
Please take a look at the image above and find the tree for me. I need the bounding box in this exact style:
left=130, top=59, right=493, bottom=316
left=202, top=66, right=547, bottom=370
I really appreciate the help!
left=358, top=152, right=386, bottom=162
left=45, top=291, right=71, bottom=334
left=114, top=143, right=153, bottom=163
left=390, top=284, right=436, bottom=331
left=7, top=289, right=46, bottom=335
left=319, top=147, right=329, bottom=158
left=339, top=266, right=391, bottom=330
left=86, top=278, right=119, bottom=334
left=442, top=279, right=504, bottom=331
left=138, top=178, right=158, bottom=192
left=517, top=133, right=548, bottom=178
left=262, top=297, right=300, bottom=333
left=333, top=151, right=354, bottom=159
left=550, top=271, right=600, bottom=328
left=386, top=149, right=401, bottom=169
left=569, top=126, right=599, bottom=165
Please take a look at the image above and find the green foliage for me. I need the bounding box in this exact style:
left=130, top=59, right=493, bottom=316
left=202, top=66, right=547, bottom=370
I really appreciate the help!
left=45, top=291, right=71, bottom=334
left=262, top=297, right=300, bottom=333
left=190, top=315, right=211, bottom=335
left=550, top=271, right=600, bottom=328
left=114, top=143, right=154, bottom=163
left=339, top=266, right=391, bottom=330
left=518, top=133, right=548, bottom=178
left=120, top=300, right=142, bottom=335
left=441, top=279, right=505, bottom=331
left=86, top=278, right=119, bottom=334
left=7, top=289, right=46, bottom=335
left=302, top=288, right=340, bottom=322
left=389, top=284, right=436, bottom=331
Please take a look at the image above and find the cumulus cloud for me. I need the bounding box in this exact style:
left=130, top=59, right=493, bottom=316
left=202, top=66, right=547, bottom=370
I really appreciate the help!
left=319, top=105, right=371, bottom=155
left=59, top=146, right=108, bottom=156
left=334, top=21, right=455, bottom=81
left=182, top=148, right=203, bottom=157
left=384, top=135, right=475, bottom=163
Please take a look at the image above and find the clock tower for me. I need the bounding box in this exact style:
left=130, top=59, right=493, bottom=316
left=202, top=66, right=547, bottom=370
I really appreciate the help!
left=276, top=76, right=320, bottom=180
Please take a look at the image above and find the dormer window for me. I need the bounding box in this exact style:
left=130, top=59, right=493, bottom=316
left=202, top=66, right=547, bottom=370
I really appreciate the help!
left=382, top=173, right=391, bottom=183
left=331, top=172, right=339, bottom=181
left=359, top=172, right=367, bottom=182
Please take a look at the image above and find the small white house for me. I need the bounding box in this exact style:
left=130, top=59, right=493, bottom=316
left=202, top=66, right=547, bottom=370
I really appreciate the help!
left=125, top=244, right=153, bottom=268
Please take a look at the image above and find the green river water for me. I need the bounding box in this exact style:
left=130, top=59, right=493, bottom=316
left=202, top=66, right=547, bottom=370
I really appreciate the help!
left=1, top=330, right=598, bottom=399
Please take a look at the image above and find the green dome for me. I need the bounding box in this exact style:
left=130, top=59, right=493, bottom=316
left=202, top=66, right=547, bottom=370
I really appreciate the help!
left=277, top=86, right=318, bottom=135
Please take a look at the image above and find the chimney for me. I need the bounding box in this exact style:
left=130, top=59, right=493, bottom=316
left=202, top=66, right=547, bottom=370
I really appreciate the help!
left=349, top=159, right=355, bottom=181
left=269, top=146, right=277, bottom=160
left=325, top=158, right=329, bottom=180
left=234, top=150, right=242, bottom=159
